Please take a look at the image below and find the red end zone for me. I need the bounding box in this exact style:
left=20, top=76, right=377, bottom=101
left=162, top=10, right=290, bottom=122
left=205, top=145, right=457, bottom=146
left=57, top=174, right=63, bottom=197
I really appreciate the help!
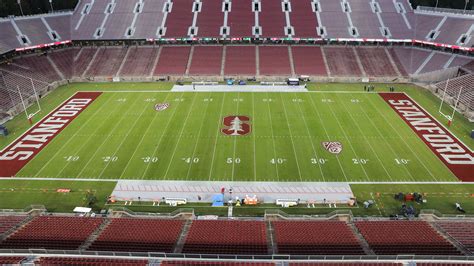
left=380, top=92, right=474, bottom=182
left=0, top=92, right=102, bottom=177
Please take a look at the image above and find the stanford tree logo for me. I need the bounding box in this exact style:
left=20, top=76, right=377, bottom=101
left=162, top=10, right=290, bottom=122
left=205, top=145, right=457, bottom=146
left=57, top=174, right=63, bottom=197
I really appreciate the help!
left=322, top=141, right=343, bottom=154
left=221, top=116, right=251, bottom=136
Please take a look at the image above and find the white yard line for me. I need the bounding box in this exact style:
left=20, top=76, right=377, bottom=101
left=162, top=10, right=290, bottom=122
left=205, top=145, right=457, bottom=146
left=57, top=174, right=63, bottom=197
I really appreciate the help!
left=365, top=94, right=439, bottom=181
left=231, top=92, right=241, bottom=182
left=162, top=93, right=199, bottom=180
left=252, top=93, right=257, bottom=181
left=358, top=95, right=416, bottom=181
left=185, top=92, right=213, bottom=180
left=306, top=94, right=349, bottom=182
left=97, top=94, right=152, bottom=179
left=324, top=93, right=371, bottom=181
left=278, top=93, right=303, bottom=181
left=293, top=93, right=326, bottom=182
left=336, top=94, right=394, bottom=182
left=5, top=176, right=472, bottom=184
left=33, top=93, right=116, bottom=177
left=75, top=95, right=144, bottom=178
left=265, top=92, right=280, bottom=181
left=140, top=93, right=186, bottom=179
left=118, top=93, right=173, bottom=179
left=208, top=93, right=227, bottom=181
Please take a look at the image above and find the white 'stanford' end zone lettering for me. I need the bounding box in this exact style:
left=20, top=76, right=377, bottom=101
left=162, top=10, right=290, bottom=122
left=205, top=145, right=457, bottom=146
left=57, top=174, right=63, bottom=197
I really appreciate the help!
left=388, top=99, right=474, bottom=165
left=381, top=93, right=474, bottom=182
left=0, top=92, right=102, bottom=177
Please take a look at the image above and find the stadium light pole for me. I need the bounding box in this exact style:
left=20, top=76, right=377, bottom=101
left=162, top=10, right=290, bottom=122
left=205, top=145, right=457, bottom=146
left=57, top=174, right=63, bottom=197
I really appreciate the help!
left=17, top=0, right=24, bottom=16
left=435, top=0, right=439, bottom=8
left=49, top=0, right=54, bottom=13
left=465, top=0, right=470, bottom=12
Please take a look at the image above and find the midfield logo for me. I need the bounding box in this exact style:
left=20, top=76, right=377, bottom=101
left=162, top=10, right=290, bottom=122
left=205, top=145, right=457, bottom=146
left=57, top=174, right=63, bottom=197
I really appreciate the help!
left=221, top=116, right=251, bottom=136
left=322, top=141, right=343, bottom=155
left=155, top=103, right=170, bottom=111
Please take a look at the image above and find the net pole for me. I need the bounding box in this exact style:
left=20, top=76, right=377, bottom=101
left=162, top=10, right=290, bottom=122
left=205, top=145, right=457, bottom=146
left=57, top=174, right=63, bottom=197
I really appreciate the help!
left=439, top=78, right=449, bottom=113
left=17, top=85, right=29, bottom=122
left=30, top=78, right=41, bottom=113
left=450, top=86, right=463, bottom=124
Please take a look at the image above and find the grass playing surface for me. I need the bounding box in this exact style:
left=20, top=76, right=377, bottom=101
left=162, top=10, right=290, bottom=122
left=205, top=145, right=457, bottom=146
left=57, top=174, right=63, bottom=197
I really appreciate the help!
left=14, top=89, right=458, bottom=182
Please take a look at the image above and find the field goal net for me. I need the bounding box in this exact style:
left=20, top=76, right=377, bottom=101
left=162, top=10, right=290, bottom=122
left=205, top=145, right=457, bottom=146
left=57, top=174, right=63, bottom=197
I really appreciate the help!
left=0, top=70, right=42, bottom=124
left=438, top=78, right=463, bottom=127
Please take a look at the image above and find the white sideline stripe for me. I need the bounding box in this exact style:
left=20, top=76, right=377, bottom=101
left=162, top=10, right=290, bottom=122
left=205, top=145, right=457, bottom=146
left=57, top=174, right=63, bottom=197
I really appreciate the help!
left=84, top=90, right=401, bottom=94
left=3, top=177, right=472, bottom=184
left=252, top=93, right=257, bottom=181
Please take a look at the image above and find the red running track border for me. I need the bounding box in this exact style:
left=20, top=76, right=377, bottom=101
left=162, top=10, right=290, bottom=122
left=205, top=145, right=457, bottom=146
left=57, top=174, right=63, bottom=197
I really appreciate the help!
left=0, top=92, right=102, bottom=177
left=379, top=92, right=474, bottom=182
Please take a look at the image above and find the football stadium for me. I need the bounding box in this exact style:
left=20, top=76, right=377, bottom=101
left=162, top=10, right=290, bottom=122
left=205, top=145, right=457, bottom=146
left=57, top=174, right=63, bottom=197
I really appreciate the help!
left=0, top=0, right=473, bottom=264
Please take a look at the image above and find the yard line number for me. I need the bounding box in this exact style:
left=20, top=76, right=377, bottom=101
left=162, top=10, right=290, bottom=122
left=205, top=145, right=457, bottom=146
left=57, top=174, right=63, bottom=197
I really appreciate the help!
left=270, top=158, right=287, bottom=164
left=103, top=156, right=118, bottom=162
left=311, top=158, right=327, bottom=164
left=182, top=157, right=199, bottom=164
left=395, top=158, right=410, bottom=165
left=352, top=158, right=369, bottom=164
left=64, top=156, right=79, bottom=162
left=142, top=157, right=159, bottom=163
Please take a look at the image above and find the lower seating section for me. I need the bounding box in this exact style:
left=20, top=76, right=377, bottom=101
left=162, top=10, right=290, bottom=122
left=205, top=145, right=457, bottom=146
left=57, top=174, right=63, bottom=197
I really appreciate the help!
left=188, top=46, right=223, bottom=75
left=73, top=47, right=98, bottom=77
left=387, top=48, right=408, bottom=77
left=49, top=49, right=74, bottom=79
left=356, top=48, right=398, bottom=77
left=89, top=218, right=184, bottom=253
left=0, top=215, right=27, bottom=235
left=35, top=257, right=148, bottom=265
left=119, top=47, right=159, bottom=77
left=183, top=220, right=268, bottom=254
left=323, top=47, right=362, bottom=76
left=273, top=221, right=364, bottom=255
left=1, top=55, right=60, bottom=83
left=291, top=46, right=327, bottom=76
left=162, top=261, right=275, bottom=266
left=85, top=47, right=127, bottom=77
left=259, top=46, right=291, bottom=76
left=437, top=221, right=474, bottom=253
left=154, top=46, right=191, bottom=75
left=224, top=46, right=256, bottom=76
left=355, top=221, right=461, bottom=255
left=0, top=256, right=25, bottom=264
left=392, top=47, right=431, bottom=74
left=0, top=216, right=103, bottom=250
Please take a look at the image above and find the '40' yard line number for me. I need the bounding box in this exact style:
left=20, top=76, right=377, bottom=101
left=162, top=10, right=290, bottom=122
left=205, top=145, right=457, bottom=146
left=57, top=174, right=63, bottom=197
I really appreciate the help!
left=270, top=158, right=287, bottom=164
left=182, top=157, right=199, bottom=164
left=352, top=158, right=369, bottom=164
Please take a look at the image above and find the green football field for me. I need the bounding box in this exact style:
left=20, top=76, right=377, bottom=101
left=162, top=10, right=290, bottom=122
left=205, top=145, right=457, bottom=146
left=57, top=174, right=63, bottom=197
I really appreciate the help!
left=13, top=88, right=459, bottom=182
